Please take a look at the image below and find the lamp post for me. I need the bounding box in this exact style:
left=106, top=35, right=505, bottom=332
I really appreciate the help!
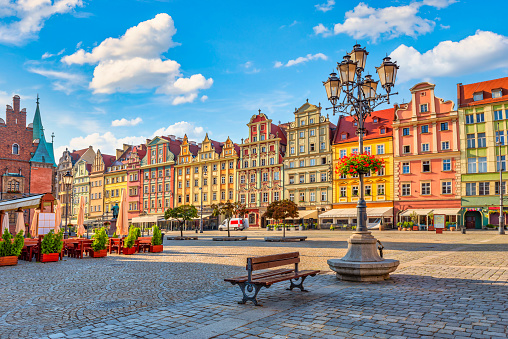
left=496, top=123, right=506, bottom=235
left=62, top=171, right=73, bottom=239
left=324, top=44, right=400, bottom=281
left=199, top=187, right=203, bottom=233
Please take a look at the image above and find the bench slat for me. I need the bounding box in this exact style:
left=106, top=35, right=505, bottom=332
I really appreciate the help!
left=251, top=257, right=300, bottom=271
left=248, top=252, right=299, bottom=264
left=252, top=270, right=320, bottom=286
left=224, top=269, right=294, bottom=283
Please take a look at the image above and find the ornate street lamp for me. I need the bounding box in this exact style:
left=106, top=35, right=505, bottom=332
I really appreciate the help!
left=62, top=171, right=73, bottom=239
left=323, top=44, right=400, bottom=282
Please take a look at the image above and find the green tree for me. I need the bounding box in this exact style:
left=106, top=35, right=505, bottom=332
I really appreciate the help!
left=263, top=199, right=299, bottom=238
left=164, top=205, right=198, bottom=238
left=212, top=201, right=248, bottom=238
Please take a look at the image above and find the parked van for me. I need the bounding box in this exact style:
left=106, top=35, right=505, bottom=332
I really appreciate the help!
left=218, top=218, right=249, bottom=231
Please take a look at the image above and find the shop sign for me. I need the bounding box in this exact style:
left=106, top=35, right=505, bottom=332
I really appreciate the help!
left=466, top=208, right=482, bottom=212
left=434, top=214, right=445, bottom=229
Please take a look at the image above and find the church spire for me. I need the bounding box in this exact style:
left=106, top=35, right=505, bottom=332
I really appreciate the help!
left=32, top=94, right=44, bottom=142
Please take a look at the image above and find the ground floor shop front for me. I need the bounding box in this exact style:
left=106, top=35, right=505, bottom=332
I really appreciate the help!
left=461, top=196, right=508, bottom=229
left=394, top=200, right=461, bottom=228
left=319, top=202, right=393, bottom=229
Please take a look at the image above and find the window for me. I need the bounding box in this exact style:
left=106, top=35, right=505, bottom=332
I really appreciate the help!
left=250, top=174, right=255, bottom=183
left=497, top=155, right=506, bottom=171
left=441, top=141, right=450, bottom=150
left=352, top=148, right=358, bottom=154
left=321, top=157, right=326, bottom=165
left=478, top=157, right=487, bottom=173
left=377, top=145, right=385, bottom=155
left=402, top=162, right=410, bottom=174
left=352, top=186, right=359, bottom=197
left=289, top=162, right=294, bottom=168
left=289, top=193, right=294, bottom=201
left=263, top=173, right=268, bottom=182
left=269, top=158, right=274, bottom=165
left=310, top=129, right=315, bottom=136
left=477, top=133, right=486, bottom=148
left=468, top=158, right=477, bottom=173
left=440, top=122, right=449, bottom=131
left=274, top=172, right=279, bottom=180
left=229, top=175, right=233, bottom=183
left=320, top=191, right=326, bottom=201
left=441, top=181, right=452, bottom=195
left=402, top=128, right=410, bottom=136
left=252, top=160, right=256, bottom=167
left=402, top=183, right=411, bottom=196
left=252, top=136, right=257, bottom=142
left=364, top=146, right=371, bottom=154
left=493, top=89, right=503, bottom=98
left=290, top=147, right=295, bottom=155
left=321, top=173, right=327, bottom=182
left=420, top=103, right=428, bottom=112
left=465, top=114, right=474, bottom=124
left=496, top=131, right=505, bottom=145
left=244, top=161, right=248, bottom=168
left=300, top=145, right=304, bottom=152
left=377, top=166, right=385, bottom=176
left=310, top=174, right=316, bottom=183
left=443, top=159, right=451, bottom=171
left=380, top=128, right=386, bottom=134
left=229, top=161, right=234, bottom=169
left=340, top=187, right=346, bottom=197
left=320, top=142, right=326, bottom=150
left=403, top=145, right=410, bottom=154
left=340, top=150, right=347, bottom=158
left=422, top=161, right=430, bottom=172
left=473, top=92, right=483, bottom=101
left=11, top=143, right=19, bottom=155
left=274, top=192, right=279, bottom=201
left=467, top=134, right=476, bottom=148
left=477, top=113, right=485, bottom=123
left=250, top=194, right=256, bottom=203
left=421, top=182, right=431, bottom=195
left=300, top=192, right=306, bottom=202
left=299, top=160, right=305, bottom=167
left=240, top=176, right=245, bottom=184
left=300, top=119, right=305, bottom=126
left=365, top=185, right=372, bottom=196
left=229, top=191, right=233, bottom=200
left=495, top=182, right=506, bottom=195
left=213, top=193, right=217, bottom=201
left=240, top=195, right=245, bottom=204
left=310, top=118, right=314, bottom=124
left=203, top=178, right=208, bottom=185
left=466, top=182, right=476, bottom=196
left=221, top=176, right=225, bottom=184
left=252, top=148, right=257, bottom=155
left=299, top=175, right=305, bottom=184
left=377, top=184, right=385, bottom=196
left=494, top=110, right=503, bottom=121
left=310, top=159, right=315, bottom=166
left=260, top=135, right=265, bottom=141
left=479, top=182, right=489, bottom=196
left=299, top=131, right=304, bottom=138
left=310, top=144, right=315, bottom=152
left=422, top=143, right=430, bottom=152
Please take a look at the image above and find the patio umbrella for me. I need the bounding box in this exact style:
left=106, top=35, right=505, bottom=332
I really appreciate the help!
left=116, top=189, right=128, bottom=236
left=76, top=196, right=86, bottom=237
left=31, top=210, right=39, bottom=238
left=1, top=212, right=8, bottom=235
left=15, top=211, right=24, bottom=235
left=54, top=200, right=62, bottom=233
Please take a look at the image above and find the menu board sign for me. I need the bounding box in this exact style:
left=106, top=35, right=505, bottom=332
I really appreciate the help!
left=434, top=214, right=445, bottom=229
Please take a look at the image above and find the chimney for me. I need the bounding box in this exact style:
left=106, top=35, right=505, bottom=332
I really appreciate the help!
left=13, top=95, right=20, bottom=113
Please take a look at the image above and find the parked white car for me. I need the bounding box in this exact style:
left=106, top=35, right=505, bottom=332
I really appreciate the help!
left=218, top=218, right=249, bottom=231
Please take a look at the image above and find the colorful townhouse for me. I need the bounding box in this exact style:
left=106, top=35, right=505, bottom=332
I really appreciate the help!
left=283, top=101, right=335, bottom=221
left=237, top=111, right=287, bottom=227
left=393, top=82, right=461, bottom=226
left=104, top=159, right=128, bottom=215
left=71, top=159, right=91, bottom=220
left=140, top=135, right=182, bottom=219
left=458, top=77, right=508, bottom=229
left=89, top=150, right=115, bottom=221
left=320, top=108, right=395, bottom=227
left=174, top=134, right=201, bottom=206
left=124, top=145, right=146, bottom=220
left=174, top=134, right=239, bottom=226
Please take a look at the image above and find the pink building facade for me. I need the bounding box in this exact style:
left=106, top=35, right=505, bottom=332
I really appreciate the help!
left=124, top=145, right=146, bottom=220
left=393, top=82, right=461, bottom=225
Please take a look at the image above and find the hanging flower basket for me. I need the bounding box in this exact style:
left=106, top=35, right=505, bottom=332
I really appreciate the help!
left=336, top=153, right=384, bottom=175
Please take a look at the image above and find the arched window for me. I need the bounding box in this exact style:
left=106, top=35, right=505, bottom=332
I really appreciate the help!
left=12, top=144, right=19, bottom=155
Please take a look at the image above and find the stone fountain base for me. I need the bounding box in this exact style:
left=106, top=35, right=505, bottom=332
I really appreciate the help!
left=328, top=231, right=399, bottom=282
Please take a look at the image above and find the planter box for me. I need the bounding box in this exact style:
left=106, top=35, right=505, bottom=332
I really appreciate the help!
left=0, top=256, right=18, bottom=266
left=150, top=245, right=163, bottom=253
left=41, top=253, right=60, bottom=263
left=123, top=247, right=136, bottom=255
left=412, top=226, right=419, bottom=231
left=90, top=249, right=107, bottom=258
left=436, top=228, right=443, bottom=234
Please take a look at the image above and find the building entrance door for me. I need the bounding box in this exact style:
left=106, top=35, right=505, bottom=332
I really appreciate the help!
left=465, top=211, right=481, bottom=229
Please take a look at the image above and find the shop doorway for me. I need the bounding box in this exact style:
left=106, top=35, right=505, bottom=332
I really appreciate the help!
left=465, top=211, right=481, bottom=229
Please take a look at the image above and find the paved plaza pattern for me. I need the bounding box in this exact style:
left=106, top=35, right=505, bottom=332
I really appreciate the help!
left=1, top=230, right=507, bottom=338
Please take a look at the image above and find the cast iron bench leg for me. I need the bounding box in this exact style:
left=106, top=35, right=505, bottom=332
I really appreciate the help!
left=287, top=276, right=309, bottom=292
left=238, top=282, right=264, bottom=306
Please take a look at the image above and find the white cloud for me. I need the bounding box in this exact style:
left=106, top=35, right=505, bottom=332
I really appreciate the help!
left=315, top=1, right=455, bottom=41
left=55, top=120, right=207, bottom=156
left=41, top=52, right=53, bottom=59
left=390, top=30, right=508, bottom=83
left=274, top=53, right=327, bottom=68
left=200, top=95, right=208, bottom=102
left=315, top=0, right=335, bottom=12
left=242, top=61, right=260, bottom=74
left=61, top=13, right=213, bottom=104
left=0, top=0, right=83, bottom=45
left=111, top=117, right=143, bottom=127
left=28, top=68, right=86, bottom=94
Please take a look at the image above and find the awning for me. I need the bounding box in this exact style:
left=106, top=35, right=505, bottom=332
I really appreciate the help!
left=297, top=210, right=318, bottom=219
left=400, top=209, right=434, bottom=217
left=432, top=208, right=461, bottom=215
left=319, top=207, right=393, bottom=218
left=192, top=214, right=212, bottom=220
left=131, top=215, right=163, bottom=223
left=0, top=194, right=44, bottom=212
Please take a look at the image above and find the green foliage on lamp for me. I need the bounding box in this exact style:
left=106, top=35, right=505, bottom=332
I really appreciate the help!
left=151, top=225, right=162, bottom=246
left=41, top=230, right=63, bottom=254
left=92, top=227, right=108, bottom=251
left=336, top=153, right=384, bottom=176
left=0, top=229, right=24, bottom=257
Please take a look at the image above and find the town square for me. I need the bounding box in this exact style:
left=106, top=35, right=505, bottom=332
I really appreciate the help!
left=1, top=0, right=508, bottom=338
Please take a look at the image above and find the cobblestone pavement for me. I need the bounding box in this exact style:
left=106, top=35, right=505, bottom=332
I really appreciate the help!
left=1, top=230, right=507, bottom=338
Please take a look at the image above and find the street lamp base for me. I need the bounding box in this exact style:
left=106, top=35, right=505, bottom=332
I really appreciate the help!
left=327, top=231, right=399, bottom=282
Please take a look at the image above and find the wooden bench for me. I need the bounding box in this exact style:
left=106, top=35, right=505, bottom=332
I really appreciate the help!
left=225, top=252, right=319, bottom=306
left=136, top=237, right=152, bottom=253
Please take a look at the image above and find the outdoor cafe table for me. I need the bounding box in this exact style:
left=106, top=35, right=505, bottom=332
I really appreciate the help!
left=137, top=239, right=151, bottom=253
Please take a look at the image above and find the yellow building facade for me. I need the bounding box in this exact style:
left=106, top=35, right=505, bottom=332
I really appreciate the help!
left=104, top=163, right=128, bottom=215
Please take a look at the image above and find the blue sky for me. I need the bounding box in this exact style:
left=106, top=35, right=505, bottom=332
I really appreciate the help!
left=1, top=0, right=507, bottom=157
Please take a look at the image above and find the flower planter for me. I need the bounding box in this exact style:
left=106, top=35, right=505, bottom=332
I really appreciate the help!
left=450, top=227, right=456, bottom=231
left=428, top=225, right=435, bottom=231
left=398, top=227, right=402, bottom=231
left=41, top=253, right=60, bottom=263
left=123, top=247, right=136, bottom=255
left=150, top=245, right=163, bottom=253
left=0, top=256, right=18, bottom=266
left=412, top=226, right=419, bottom=231
left=90, top=249, right=107, bottom=258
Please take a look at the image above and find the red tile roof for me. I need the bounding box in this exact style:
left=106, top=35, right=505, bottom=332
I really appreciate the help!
left=458, top=77, right=508, bottom=108
left=333, top=108, right=394, bottom=145
left=209, top=140, right=224, bottom=155
left=101, top=154, right=116, bottom=167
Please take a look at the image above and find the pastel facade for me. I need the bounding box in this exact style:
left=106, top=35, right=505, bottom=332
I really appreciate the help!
left=124, top=145, right=146, bottom=220
left=393, top=82, right=461, bottom=225
left=104, top=161, right=128, bottom=215
left=237, top=111, right=286, bottom=227
left=89, top=150, right=115, bottom=220
left=71, top=160, right=91, bottom=219
left=174, top=135, right=201, bottom=206
left=458, top=77, right=508, bottom=229
left=284, top=102, right=334, bottom=219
